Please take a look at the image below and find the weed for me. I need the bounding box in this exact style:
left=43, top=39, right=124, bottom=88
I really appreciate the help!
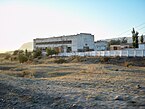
left=20, top=70, right=34, bottom=78
left=123, top=61, right=133, bottom=67
left=81, top=64, right=106, bottom=74
left=100, top=57, right=109, bottom=62
left=70, top=56, right=84, bottom=62
left=54, top=58, right=67, bottom=64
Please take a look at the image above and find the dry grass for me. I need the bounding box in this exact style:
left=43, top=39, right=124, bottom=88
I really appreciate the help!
left=79, top=64, right=106, bottom=74
left=0, top=58, right=145, bottom=109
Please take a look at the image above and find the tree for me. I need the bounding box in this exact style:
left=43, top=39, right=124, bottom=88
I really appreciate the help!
left=33, top=48, right=42, bottom=58
left=135, top=31, right=139, bottom=48
left=121, top=37, right=127, bottom=44
left=132, top=28, right=136, bottom=48
left=109, top=40, right=121, bottom=45
left=46, top=48, right=59, bottom=57
left=46, top=48, right=52, bottom=56
left=140, top=35, right=144, bottom=43
left=25, top=49, right=28, bottom=56
left=132, top=28, right=139, bottom=48
left=13, top=50, right=24, bottom=55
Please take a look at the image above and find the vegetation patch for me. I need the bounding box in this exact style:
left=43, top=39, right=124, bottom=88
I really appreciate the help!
left=53, top=58, right=67, bottom=64
left=123, top=61, right=134, bottom=67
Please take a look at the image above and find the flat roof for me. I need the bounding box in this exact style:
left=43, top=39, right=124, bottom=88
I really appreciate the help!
left=34, top=33, right=93, bottom=40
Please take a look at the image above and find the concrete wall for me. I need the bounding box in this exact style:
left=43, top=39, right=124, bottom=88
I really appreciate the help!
left=58, top=49, right=145, bottom=57
left=139, top=44, right=145, bottom=50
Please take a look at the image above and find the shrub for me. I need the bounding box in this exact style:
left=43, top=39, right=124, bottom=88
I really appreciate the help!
left=46, top=48, right=59, bottom=56
left=54, top=58, right=67, bottom=64
left=4, top=54, right=11, bottom=60
left=20, top=70, right=34, bottom=78
left=70, top=56, right=84, bottom=62
left=123, top=61, right=133, bottom=67
left=13, top=50, right=24, bottom=55
left=115, top=56, right=121, bottom=60
left=33, top=48, right=42, bottom=58
left=100, top=57, right=109, bottom=62
left=10, top=56, right=18, bottom=61
left=18, top=54, right=28, bottom=63
left=13, top=50, right=19, bottom=55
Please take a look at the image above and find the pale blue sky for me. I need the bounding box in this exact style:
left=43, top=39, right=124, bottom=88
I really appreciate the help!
left=0, top=0, right=145, bottom=52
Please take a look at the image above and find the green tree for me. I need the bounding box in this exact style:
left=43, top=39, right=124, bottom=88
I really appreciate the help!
left=33, top=48, right=42, bottom=58
left=109, top=40, right=121, bottom=45
left=25, top=49, right=28, bottom=56
left=140, top=35, right=144, bottom=43
left=132, top=28, right=139, bottom=48
left=132, top=28, right=136, bottom=48
left=46, top=48, right=53, bottom=56
left=135, top=31, right=139, bottom=48
left=46, top=48, right=59, bottom=57
left=121, top=37, right=127, bottom=44
left=13, top=50, right=24, bottom=55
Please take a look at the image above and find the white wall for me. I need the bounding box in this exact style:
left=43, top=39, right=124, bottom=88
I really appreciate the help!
left=139, top=44, right=145, bottom=50
left=58, top=49, right=145, bottom=57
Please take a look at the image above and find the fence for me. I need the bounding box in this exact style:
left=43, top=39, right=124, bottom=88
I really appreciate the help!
left=58, top=49, right=145, bottom=57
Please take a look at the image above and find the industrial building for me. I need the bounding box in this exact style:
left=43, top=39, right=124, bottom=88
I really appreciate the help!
left=94, top=40, right=108, bottom=51
left=33, top=33, right=95, bottom=53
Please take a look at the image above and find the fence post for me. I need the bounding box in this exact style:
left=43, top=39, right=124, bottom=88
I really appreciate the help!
left=127, top=50, right=129, bottom=57
left=134, top=50, right=136, bottom=57
left=120, top=50, right=122, bottom=57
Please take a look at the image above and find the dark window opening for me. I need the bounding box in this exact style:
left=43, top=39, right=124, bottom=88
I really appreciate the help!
left=35, top=40, right=72, bottom=45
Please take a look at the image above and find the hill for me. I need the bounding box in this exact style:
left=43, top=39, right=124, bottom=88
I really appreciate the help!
left=19, top=42, right=33, bottom=51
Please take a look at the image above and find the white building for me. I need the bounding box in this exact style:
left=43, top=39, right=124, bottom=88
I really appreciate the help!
left=33, top=33, right=95, bottom=53
left=139, top=43, right=145, bottom=50
left=94, top=40, right=108, bottom=51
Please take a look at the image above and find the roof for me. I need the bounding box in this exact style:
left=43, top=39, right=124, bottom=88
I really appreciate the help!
left=34, top=33, right=93, bottom=40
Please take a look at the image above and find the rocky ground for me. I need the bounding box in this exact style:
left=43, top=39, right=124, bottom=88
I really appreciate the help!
left=0, top=57, right=145, bottom=109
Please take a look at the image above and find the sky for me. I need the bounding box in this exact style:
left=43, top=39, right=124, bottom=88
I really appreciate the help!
left=0, top=0, right=145, bottom=52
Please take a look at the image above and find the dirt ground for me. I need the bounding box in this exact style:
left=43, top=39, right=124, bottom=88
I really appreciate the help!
left=0, top=57, right=145, bottom=109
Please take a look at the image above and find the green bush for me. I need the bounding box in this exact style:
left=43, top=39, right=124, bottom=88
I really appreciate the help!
left=13, top=50, right=24, bottom=55
left=33, top=48, right=42, bottom=58
left=18, top=54, right=28, bottom=63
left=46, top=48, right=59, bottom=56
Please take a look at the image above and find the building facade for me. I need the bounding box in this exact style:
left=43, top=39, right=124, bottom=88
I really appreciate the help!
left=94, top=40, right=108, bottom=51
left=33, top=33, right=95, bottom=53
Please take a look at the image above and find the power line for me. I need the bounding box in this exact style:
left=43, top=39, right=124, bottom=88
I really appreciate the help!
left=117, top=22, right=145, bottom=37
left=136, top=22, right=145, bottom=28
left=138, top=26, right=145, bottom=31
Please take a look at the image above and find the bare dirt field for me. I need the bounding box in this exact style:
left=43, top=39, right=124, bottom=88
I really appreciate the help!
left=0, top=56, right=145, bottom=109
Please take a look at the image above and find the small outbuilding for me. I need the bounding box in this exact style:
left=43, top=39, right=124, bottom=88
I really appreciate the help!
left=110, top=45, right=130, bottom=50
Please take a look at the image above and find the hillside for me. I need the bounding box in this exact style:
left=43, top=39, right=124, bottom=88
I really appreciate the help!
left=19, top=42, right=33, bottom=51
